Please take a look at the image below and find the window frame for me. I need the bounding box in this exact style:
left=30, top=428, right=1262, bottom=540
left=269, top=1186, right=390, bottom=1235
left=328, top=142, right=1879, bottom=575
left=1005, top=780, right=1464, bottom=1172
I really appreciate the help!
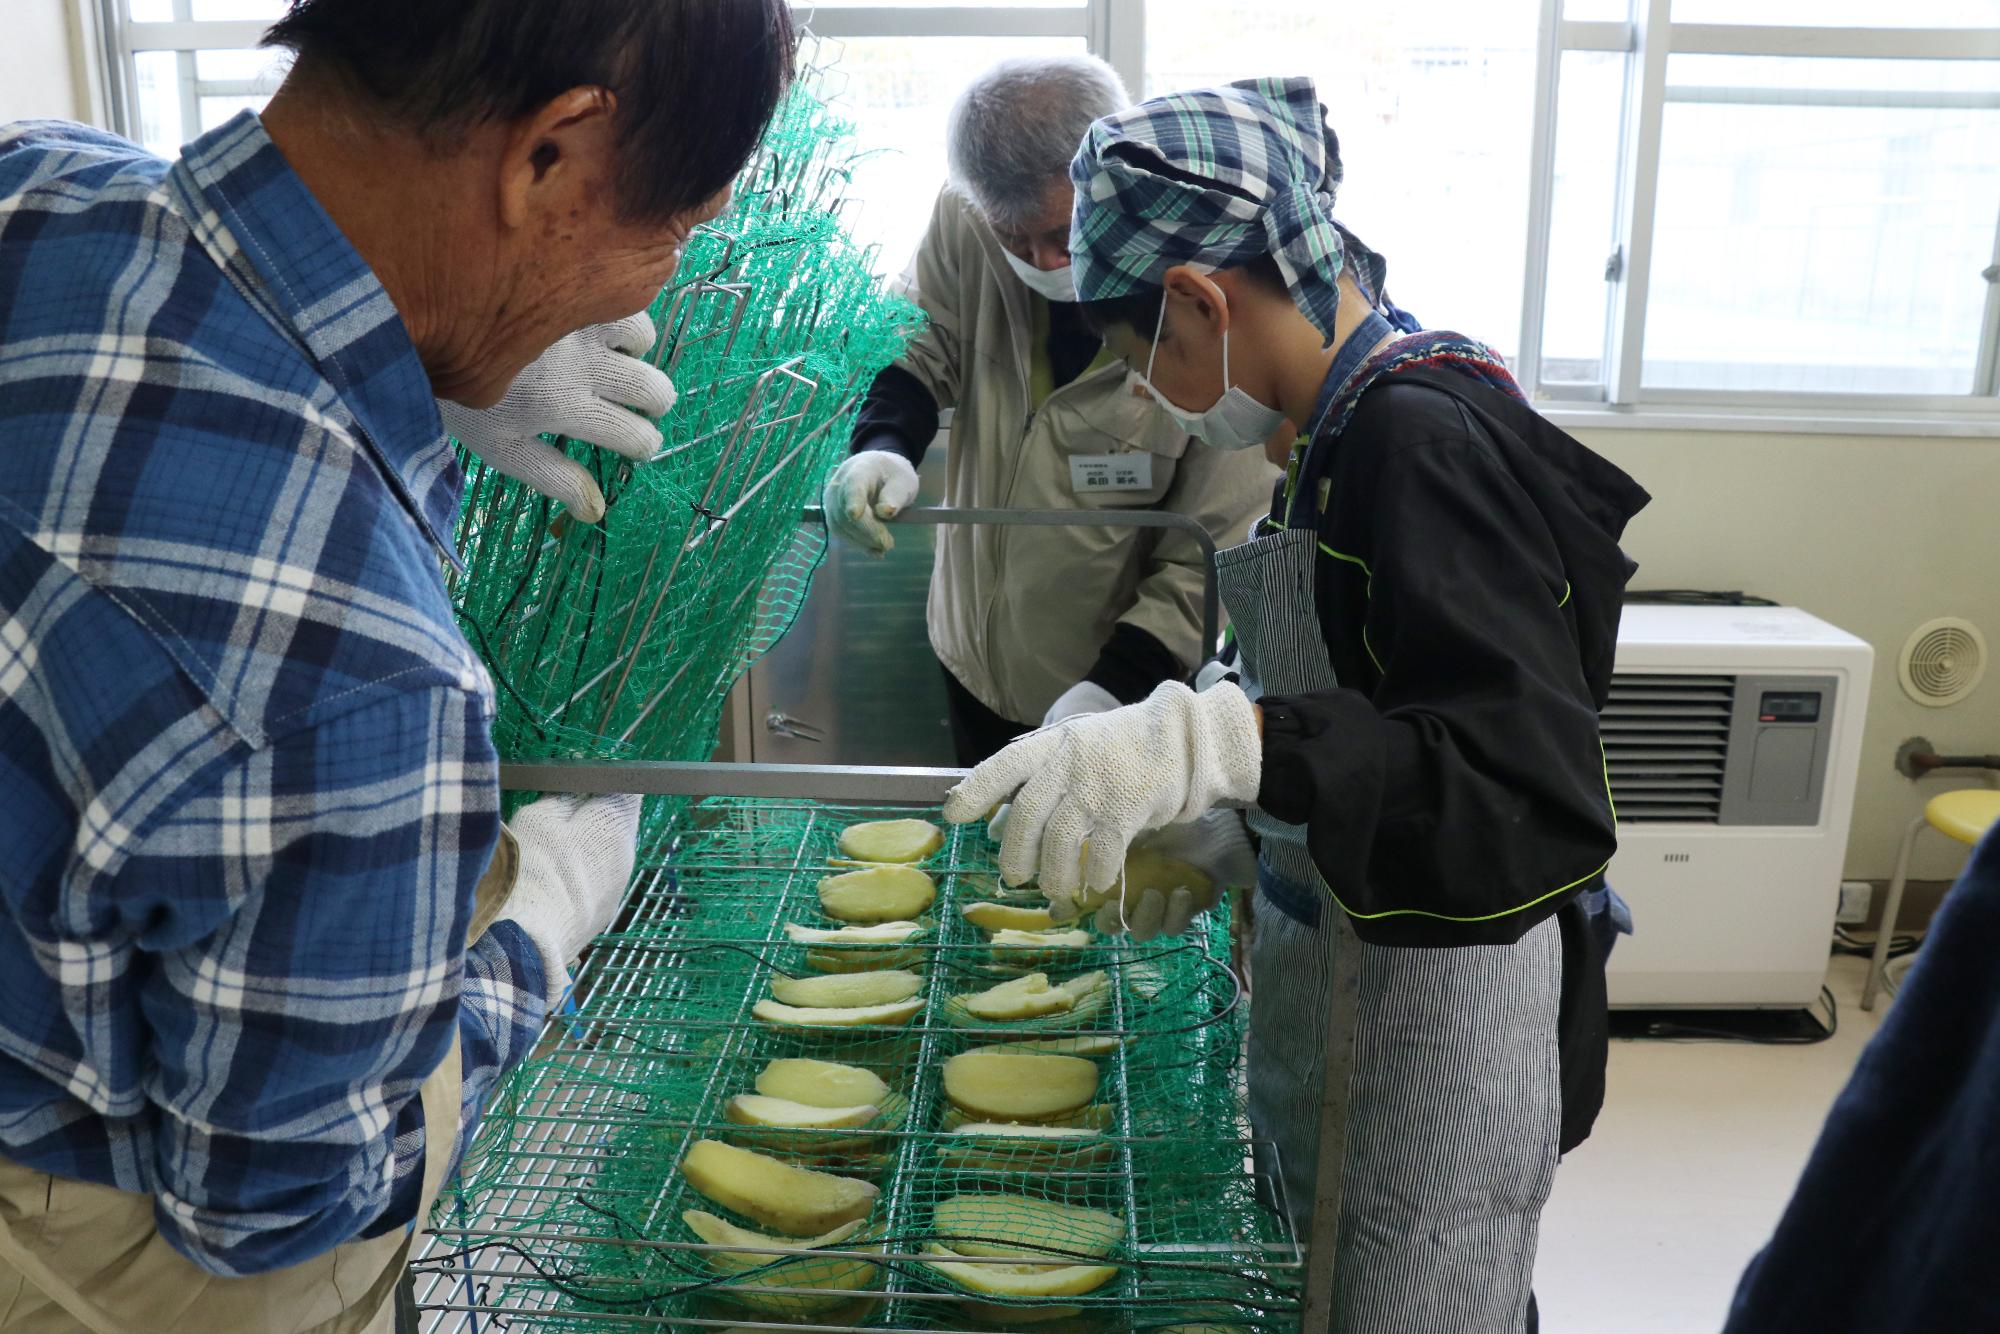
left=1518, top=1, right=2000, bottom=428
left=92, top=0, right=2000, bottom=434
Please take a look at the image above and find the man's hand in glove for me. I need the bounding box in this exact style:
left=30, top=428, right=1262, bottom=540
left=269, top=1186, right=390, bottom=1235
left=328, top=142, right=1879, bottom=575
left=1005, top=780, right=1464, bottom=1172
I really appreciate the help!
left=1079, top=811, right=1255, bottom=942
left=499, top=793, right=643, bottom=1007
left=942, top=680, right=1262, bottom=911
left=822, top=447, right=919, bottom=554
left=440, top=311, right=676, bottom=524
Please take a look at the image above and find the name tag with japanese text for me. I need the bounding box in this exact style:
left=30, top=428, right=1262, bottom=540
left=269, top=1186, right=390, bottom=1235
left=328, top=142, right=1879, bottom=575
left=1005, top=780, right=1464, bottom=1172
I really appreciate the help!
left=1068, top=452, right=1154, bottom=494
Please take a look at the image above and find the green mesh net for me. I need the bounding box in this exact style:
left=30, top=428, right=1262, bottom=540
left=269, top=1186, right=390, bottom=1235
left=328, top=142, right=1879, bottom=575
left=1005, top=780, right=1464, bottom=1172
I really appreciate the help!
left=448, top=46, right=923, bottom=794
left=416, top=803, right=1302, bottom=1329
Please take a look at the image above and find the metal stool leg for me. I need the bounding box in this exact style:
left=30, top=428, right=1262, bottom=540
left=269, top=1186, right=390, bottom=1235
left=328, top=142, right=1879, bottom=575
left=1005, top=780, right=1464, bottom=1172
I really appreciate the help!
left=1862, top=814, right=1928, bottom=1011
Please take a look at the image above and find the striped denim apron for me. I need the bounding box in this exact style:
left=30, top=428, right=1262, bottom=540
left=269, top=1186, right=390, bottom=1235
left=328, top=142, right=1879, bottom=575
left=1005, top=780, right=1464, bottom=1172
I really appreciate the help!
left=1219, top=526, right=1563, bottom=1334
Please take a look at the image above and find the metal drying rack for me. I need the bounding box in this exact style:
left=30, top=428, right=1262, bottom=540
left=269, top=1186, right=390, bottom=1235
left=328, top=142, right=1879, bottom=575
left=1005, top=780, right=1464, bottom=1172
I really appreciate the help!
left=413, top=507, right=1360, bottom=1332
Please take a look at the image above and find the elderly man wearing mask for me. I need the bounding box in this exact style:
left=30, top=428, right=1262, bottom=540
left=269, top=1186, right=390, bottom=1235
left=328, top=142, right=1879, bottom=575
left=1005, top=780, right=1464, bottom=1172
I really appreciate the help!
left=821, top=55, right=1276, bottom=764
left=0, top=1, right=790, bottom=1328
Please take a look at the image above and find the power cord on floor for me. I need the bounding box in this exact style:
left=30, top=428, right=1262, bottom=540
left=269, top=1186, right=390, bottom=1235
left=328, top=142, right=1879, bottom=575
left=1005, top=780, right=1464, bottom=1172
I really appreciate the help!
left=1831, top=925, right=1921, bottom=959
left=1611, top=986, right=1837, bottom=1045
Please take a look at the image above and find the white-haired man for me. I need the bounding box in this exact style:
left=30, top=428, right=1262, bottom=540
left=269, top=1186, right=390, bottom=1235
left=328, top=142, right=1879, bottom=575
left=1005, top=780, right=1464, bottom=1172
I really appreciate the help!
left=822, top=55, right=1276, bottom=763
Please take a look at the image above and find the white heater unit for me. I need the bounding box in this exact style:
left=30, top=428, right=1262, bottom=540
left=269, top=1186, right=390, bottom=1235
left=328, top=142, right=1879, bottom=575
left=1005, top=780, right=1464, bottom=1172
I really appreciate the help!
left=1604, top=606, right=1872, bottom=1009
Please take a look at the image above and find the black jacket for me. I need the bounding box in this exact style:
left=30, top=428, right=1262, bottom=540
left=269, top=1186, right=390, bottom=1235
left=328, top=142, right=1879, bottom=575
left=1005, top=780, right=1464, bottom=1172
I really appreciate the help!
left=1255, top=367, right=1650, bottom=1149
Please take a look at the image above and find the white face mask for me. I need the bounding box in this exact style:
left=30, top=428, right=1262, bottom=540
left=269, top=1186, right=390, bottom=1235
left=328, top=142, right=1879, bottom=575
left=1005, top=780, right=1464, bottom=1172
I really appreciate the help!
left=1001, top=246, right=1079, bottom=303
left=1129, top=288, right=1285, bottom=451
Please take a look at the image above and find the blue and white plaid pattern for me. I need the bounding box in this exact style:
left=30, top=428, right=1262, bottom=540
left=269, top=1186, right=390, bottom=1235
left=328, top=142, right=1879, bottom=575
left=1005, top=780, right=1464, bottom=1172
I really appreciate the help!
left=0, top=114, right=547, bottom=1277
left=1071, top=76, right=1363, bottom=342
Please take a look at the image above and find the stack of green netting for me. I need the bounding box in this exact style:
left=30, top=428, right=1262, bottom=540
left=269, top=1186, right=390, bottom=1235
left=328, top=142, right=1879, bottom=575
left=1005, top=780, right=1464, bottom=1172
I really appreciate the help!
left=448, top=39, right=923, bottom=812
left=419, top=803, right=1302, bottom=1330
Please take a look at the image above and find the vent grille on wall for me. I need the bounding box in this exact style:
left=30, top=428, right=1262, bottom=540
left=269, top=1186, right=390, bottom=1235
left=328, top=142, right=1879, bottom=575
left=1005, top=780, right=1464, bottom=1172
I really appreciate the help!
left=1897, top=617, right=1987, bottom=708
left=1601, top=674, right=1735, bottom=822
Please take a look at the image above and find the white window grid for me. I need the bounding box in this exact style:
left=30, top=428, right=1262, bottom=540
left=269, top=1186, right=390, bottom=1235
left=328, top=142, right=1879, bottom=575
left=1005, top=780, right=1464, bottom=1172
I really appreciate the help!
left=93, top=0, right=2000, bottom=430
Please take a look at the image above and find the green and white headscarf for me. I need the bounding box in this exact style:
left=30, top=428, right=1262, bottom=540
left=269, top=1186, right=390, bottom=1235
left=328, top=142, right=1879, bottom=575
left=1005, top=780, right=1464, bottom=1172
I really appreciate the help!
left=1068, top=76, right=1383, bottom=344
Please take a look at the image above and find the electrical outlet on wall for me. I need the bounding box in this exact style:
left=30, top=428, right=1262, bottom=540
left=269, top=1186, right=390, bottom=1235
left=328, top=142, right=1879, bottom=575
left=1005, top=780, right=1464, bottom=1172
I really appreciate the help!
left=1837, top=881, right=1872, bottom=926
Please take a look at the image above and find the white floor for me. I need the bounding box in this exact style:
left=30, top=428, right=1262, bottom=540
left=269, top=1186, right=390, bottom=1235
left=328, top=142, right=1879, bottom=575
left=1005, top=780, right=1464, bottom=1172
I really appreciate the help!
left=1534, top=954, right=1887, bottom=1333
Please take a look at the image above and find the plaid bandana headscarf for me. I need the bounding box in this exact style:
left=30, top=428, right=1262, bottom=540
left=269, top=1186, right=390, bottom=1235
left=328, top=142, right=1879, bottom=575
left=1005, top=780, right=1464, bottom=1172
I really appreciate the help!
left=1069, top=76, right=1379, bottom=345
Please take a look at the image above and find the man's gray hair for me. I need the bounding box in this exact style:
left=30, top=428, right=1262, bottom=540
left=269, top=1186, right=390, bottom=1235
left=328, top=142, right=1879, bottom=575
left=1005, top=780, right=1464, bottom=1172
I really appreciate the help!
left=946, top=55, right=1130, bottom=233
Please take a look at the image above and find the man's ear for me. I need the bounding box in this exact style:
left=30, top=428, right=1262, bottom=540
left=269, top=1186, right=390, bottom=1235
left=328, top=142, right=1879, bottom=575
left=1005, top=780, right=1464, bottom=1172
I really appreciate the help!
left=1160, top=263, right=1229, bottom=337
left=497, top=86, right=618, bottom=231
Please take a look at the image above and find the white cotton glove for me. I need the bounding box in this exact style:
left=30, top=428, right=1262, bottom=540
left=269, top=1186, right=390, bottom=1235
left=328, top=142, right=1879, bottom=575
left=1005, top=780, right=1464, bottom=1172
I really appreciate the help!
left=942, top=680, right=1263, bottom=910
left=1087, top=811, right=1254, bottom=942
left=1193, top=653, right=1241, bottom=694
left=440, top=311, right=677, bottom=524
left=498, top=793, right=643, bottom=1007
left=821, top=450, right=919, bottom=554
left=1041, top=680, right=1122, bottom=728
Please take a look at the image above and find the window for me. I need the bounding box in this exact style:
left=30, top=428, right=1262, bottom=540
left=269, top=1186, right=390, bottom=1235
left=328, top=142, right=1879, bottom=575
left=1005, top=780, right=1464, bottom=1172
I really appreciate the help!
left=1146, top=0, right=1542, bottom=365
left=93, top=0, right=2000, bottom=427
left=1526, top=2, right=2000, bottom=414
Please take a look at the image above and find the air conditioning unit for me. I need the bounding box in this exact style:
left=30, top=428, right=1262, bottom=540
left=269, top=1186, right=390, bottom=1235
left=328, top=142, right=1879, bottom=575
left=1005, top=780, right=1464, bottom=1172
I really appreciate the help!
left=1604, top=606, right=1872, bottom=1009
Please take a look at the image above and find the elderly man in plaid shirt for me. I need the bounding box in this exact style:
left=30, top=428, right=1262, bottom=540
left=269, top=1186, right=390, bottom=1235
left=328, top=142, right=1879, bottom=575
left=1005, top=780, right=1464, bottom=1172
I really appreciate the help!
left=0, top=1, right=793, bottom=1329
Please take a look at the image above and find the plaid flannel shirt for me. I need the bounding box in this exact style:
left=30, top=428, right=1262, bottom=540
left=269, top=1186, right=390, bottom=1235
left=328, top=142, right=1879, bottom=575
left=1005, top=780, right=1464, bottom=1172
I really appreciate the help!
left=0, top=113, right=548, bottom=1277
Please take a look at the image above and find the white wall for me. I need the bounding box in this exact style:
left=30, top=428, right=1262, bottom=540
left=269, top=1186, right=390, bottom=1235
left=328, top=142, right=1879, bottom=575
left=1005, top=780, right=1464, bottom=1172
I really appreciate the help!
left=1574, top=427, right=2000, bottom=880
left=0, top=0, right=87, bottom=124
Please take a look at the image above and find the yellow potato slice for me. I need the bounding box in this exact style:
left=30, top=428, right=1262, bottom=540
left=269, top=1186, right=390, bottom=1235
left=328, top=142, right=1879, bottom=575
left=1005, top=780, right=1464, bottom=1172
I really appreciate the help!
left=818, top=866, right=937, bottom=924
left=682, top=1211, right=878, bottom=1316
left=769, top=969, right=923, bottom=1010
left=724, top=1096, right=880, bottom=1131
left=681, top=1141, right=878, bottom=1237
left=989, top=927, right=1091, bottom=950
left=753, top=997, right=922, bottom=1028
left=962, top=901, right=1058, bottom=933
left=756, top=1059, right=890, bottom=1110
left=953, top=973, right=1070, bottom=1021
left=784, top=921, right=925, bottom=946
left=921, top=1244, right=1117, bottom=1299
left=837, top=818, right=944, bottom=864
left=942, top=1051, right=1098, bottom=1122
left=941, top=1102, right=1114, bottom=1132
left=933, top=1194, right=1124, bottom=1261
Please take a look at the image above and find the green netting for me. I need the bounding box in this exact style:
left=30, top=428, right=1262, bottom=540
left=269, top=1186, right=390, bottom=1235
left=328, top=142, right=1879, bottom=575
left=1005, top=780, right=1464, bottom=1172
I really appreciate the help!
left=416, top=801, right=1301, bottom=1330
left=448, top=43, right=922, bottom=795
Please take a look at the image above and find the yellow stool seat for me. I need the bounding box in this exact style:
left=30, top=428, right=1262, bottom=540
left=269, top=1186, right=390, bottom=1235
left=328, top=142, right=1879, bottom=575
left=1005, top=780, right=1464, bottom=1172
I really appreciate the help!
left=1925, top=790, right=2000, bottom=846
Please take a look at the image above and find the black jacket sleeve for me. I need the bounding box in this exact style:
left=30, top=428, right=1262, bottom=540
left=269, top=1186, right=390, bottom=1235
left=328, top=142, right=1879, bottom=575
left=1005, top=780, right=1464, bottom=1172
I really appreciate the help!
left=1257, top=406, right=1618, bottom=948
left=850, top=364, right=941, bottom=466
left=1084, top=622, right=1186, bottom=705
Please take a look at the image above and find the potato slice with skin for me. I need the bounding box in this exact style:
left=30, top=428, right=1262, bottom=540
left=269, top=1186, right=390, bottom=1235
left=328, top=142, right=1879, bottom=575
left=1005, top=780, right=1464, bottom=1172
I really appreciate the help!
left=683, top=1211, right=865, bottom=1270
left=962, top=901, right=1058, bottom=933
left=769, top=969, right=922, bottom=1010
left=785, top=921, right=924, bottom=946
left=805, top=946, right=924, bottom=974
left=725, top=1095, right=879, bottom=1131
left=933, top=1194, right=1124, bottom=1261
left=921, top=1244, right=1117, bottom=1299
left=940, top=1124, right=1111, bottom=1171
left=941, top=1102, right=1114, bottom=1132
left=756, top=1059, right=890, bottom=1109
left=681, top=1140, right=878, bottom=1237
left=818, top=866, right=937, bottom=924
left=754, top=997, right=922, bottom=1028
left=943, top=1051, right=1098, bottom=1122
left=969, top=1035, right=1124, bottom=1058
left=838, top=818, right=944, bottom=864
left=682, top=1212, right=877, bottom=1316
